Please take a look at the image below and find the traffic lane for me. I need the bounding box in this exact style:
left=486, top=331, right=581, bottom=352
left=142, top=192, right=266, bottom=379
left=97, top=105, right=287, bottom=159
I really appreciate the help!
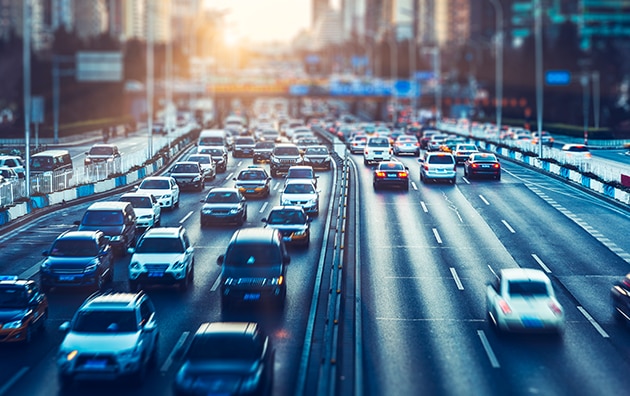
left=357, top=158, right=630, bottom=394
left=457, top=169, right=630, bottom=327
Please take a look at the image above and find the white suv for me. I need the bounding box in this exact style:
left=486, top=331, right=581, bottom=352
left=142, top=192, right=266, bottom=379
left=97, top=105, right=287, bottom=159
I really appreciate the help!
left=57, top=291, right=159, bottom=387
left=119, top=192, right=161, bottom=229
left=128, top=226, right=195, bottom=291
left=363, top=136, right=392, bottom=165
left=419, top=152, right=457, bottom=184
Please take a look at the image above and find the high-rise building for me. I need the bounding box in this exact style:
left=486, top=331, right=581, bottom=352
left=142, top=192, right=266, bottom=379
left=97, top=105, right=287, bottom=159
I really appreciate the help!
left=313, top=0, right=330, bottom=28
left=74, top=0, right=107, bottom=40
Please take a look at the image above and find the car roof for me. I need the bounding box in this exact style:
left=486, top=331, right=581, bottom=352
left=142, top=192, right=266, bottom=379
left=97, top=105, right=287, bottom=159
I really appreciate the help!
left=284, top=178, right=315, bottom=186
left=268, top=205, right=305, bottom=213
left=57, top=230, right=102, bottom=240
left=82, top=291, right=145, bottom=310
left=86, top=201, right=131, bottom=210
left=0, top=275, right=33, bottom=287
left=208, top=187, right=239, bottom=193
left=141, top=227, right=182, bottom=237
left=231, top=227, right=279, bottom=244
left=500, top=268, right=550, bottom=282
left=195, top=321, right=259, bottom=337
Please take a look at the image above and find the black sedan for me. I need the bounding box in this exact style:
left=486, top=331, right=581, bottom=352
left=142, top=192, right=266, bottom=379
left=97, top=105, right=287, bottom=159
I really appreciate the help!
left=173, top=322, right=274, bottom=396
left=373, top=161, right=409, bottom=190
left=612, top=273, right=630, bottom=322
left=200, top=188, right=247, bottom=226
left=463, top=153, right=501, bottom=180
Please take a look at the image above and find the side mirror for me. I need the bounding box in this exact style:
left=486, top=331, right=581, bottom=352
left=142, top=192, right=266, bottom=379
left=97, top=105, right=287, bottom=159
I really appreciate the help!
left=233, top=177, right=237, bottom=181
left=127, top=247, right=135, bottom=254
left=59, top=322, right=70, bottom=332
left=200, top=198, right=205, bottom=203
left=73, top=220, right=80, bottom=226
left=418, top=158, right=424, bottom=163
left=261, top=218, right=268, bottom=223
left=217, top=254, right=225, bottom=266
left=42, top=250, right=49, bottom=257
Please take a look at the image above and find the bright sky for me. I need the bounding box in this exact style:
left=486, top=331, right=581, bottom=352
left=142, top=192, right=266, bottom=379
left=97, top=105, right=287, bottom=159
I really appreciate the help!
left=205, top=0, right=313, bottom=44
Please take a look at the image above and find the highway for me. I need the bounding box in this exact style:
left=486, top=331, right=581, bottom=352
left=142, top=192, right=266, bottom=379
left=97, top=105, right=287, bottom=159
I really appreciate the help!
left=1, top=129, right=630, bottom=396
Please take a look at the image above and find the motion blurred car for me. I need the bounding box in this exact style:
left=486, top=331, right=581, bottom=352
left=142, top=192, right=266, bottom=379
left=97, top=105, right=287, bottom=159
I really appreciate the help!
left=232, top=136, right=256, bottom=158
left=426, top=134, right=448, bottom=151
left=611, top=273, right=630, bottom=322
left=486, top=268, right=564, bottom=334
left=285, top=165, right=318, bottom=187
left=363, top=136, right=392, bottom=165
left=453, top=143, right=479, bottom=164
left=135, top=176, right=180, bottom=209
left=233, top=166, right=271, bottom=198
left=373, top=161, right=409, bottom=191
left=173, top=322, right=274, bottom=396
left=40, top=230, right=114, bottom=292
left=463, top=153, right=501, bottom=180
left=561, top=144, right=592, bottom=160
left=419, top=152, right=457, bottom=184
left=0, top=275, right=48, bottom=343
left=200, top=188, right=247, bottom=226
left=84, top=144, right=121, bottom=168
left=531, top=131, right=555, bottom=146
left=348, top=135, right=367, bottom=154
left=262, top=205, right=311, bottom=247
left=0, top=155, right=25, bottom=178
left=393, top=135, right=420, bottom=157
left=128, top=226, right=194, bottom=291
left=303, top=145, right=332, bottom=170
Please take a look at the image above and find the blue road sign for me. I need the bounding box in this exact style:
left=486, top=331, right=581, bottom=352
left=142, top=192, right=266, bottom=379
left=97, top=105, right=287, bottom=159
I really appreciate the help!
left=545, top=70, right=571, bottom=85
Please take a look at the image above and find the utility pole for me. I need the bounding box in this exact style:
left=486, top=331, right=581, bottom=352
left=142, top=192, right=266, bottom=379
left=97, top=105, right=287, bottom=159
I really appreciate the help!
left=23, top=0, right=31, bottom=195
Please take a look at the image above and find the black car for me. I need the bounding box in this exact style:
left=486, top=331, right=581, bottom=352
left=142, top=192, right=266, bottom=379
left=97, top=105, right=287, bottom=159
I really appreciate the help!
left=262, top=205, right=312, bottom=247
left=40, top=230, right=114, bottom=292
left=173, top=322, right=274, bottom=396
left=253, top=141, right=275, bottom=164
left=303, top=145, right=332, bottom=170
left=612, top=273, right=630, bottom=322
left=233, top=166, right=272, bottom=198
left=200, top=188, right=247, bottom=226
left=0, top=275, right=48, bottom=343
left=169, top=161, right=205, bottom=191
left=463, top=153, right=501, bottom=180
left=232, top=136, right=256, bottom=158
left=373, top=161, right=410, bottom=190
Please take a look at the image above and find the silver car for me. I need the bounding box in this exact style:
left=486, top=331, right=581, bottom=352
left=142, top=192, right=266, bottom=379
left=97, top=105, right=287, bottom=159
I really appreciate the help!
left=419, top=152, right=457, bottom=184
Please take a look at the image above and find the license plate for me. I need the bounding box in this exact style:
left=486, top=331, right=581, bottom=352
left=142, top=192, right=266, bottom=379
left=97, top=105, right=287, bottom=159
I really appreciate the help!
left=84, top=359, right=107, bottom=369
left=481, top=165, right=491, bottom=168
left=148, top=272, right=164, bottom=278
left=375, top=151, right=383, bottom=155
left=521, top=317, right=543, bottom=328
left=244, top=293, right=260, bottom=301
left=246, top=190, right=255, bottom=193
left=59, top=275, right=75, bottom=281
left=387, top=174, right=396, bottom=178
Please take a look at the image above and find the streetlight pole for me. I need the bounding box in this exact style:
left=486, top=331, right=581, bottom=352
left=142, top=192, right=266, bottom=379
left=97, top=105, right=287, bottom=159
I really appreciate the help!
left=23, top=0, right=31, bottom=195
left=534, top=0, right=544, bottom=156
left=389, top=28, right=398, bottom=124
left=488, top=0, right=503, bottom=133
left=146, top=1, right=154, bottom=158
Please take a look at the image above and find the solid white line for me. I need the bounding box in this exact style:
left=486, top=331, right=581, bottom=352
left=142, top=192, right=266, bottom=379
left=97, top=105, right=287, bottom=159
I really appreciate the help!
left=210, top=275, right=222, bottom=292
left=0, top=366, right=29, bottom=396
left=501, top=220, right=516, bottom=233
left=477, top=330, right=500, bottom=368
left=20, top=261, right=43, bottom=280
left=432, top=228, right=442, bottom=244
left=479, top=195, right=490, bottom=205
left=450, top=267, right=464, bottom=290
left=420, top=201, right=428, bottom=213
left=179, top=211, right=193, bottom=224
left=160, top=331, right=190, bottom=373
left=259, top=201, right=269, bottom=213
left=577, top=306, right=610, bottom=338
left=531, top=254, right=551, bottom=273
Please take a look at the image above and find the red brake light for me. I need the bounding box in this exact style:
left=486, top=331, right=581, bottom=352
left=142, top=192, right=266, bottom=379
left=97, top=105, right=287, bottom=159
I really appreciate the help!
left=375, top=171, right=386, bottom=177
left=499, top=300, right=512, bottom=314
left=493, top=163, right=500, bottom=169
left=471, top=163, right=479, bottom=168
left=549, top=302, right=562, bottom=316
left=398, top=172, right=408, bottom=178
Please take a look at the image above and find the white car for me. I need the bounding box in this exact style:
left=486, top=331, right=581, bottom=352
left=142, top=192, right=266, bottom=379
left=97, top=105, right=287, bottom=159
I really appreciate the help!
left=186, top=154, right=217, bottom=181
left=419, top=152, right=457, bottom=184
left=281, top=179, right=320, bottom=215
left=453, top=143, right=479, bottom=164
left=486, top=268, right=564, bottom=334
left=118, top=192, right=161, bottom=229
left=135, top=176, right=180, bottom=209
left=0, top=155, right=25, bottom=178
left=363, top=136, right=392, bottom=165
left=561, top=144, right=592, bottom=161
left=57, top=291, right=159, bottom=387
left=128, top=226, right=195, bottom=291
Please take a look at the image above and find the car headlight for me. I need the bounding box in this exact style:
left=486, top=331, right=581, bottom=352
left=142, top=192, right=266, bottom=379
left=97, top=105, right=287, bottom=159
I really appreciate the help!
left=172, top=261, right=185, bottom=270
left=294, top=229, right=307, bottom=236
left=268, top=276, right=284, bottom=285
left=139, top=215, right=152, bottom=220
left=60, top=350, right=79, bottom=362
left=41, top=261, right=51, bottom=273
left=193, top=176, right=201, bottom=182
left=84, top=260, right=99, bottom=273
left=84, top=158, right=92, bottom=164
left=3, top=320, right=23, bottom=329
left=202, top=208, right=213, bottom=214
left=162, top=193, right=172, bottom=199
left=129, top=261, right=142, bottom=270
left=271, top=157, right=280, bottom=164
left=224, top=277, right=235, bottom=286
left=281, top=198, right=291, bottom=205
left=229, top=208, right=239, bottom=214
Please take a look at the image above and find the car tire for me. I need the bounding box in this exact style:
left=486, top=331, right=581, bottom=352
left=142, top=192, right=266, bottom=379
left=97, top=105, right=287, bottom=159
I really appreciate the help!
left=179, top=272, right=189, bottom=291
left=221, top=297, right=231, bottom=312
left=373, top=182, right=379, bottom=190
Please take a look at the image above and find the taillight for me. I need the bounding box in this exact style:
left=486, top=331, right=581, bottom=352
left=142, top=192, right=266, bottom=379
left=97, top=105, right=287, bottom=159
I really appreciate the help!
left=493, top=163, right=500, bottom=169
left=471, top=163, right=479, bottom=168
left=375, top=171, right=386, bottom=177
left=549, top=302, right=562, bottom=316
left=398, top=172, right=408, bottom=178
left=499, top=300, right=512, bottom=314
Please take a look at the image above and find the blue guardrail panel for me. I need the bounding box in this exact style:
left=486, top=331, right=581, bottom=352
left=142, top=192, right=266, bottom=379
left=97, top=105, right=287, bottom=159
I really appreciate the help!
left=77, top=184, right=95, bottom=198
left=115, top=175, right=127, bottom=188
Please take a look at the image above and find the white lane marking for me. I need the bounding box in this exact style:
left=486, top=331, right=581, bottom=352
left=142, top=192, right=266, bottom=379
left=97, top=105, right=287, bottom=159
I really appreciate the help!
left=450, top=267, right=464, bottom=290
left=160, top=331, right=190, bottom=373
left=20, top=261, right=43, bottom=280
left=531, top=254, right=551, bottom=273
left=259, top=201, right=269, bottom=213
left=210, top=275, right=222, bottom=292
left=477, top=330, right=500, bottom=368
left=577, top=306, right=610, bottom=338
left=179, top=211, right=193, bottom=224
left=432, top=228, right=442, bottom=244
left=224, top=172, right=234, bottom=181
left=411, top=181, right=418, bottom=190
left=501, top=220, right=516, bottom=233
left=0, top=366, right=29, bottom=396
left=237, top=160, right=243, bottom=167
left=487, top=265, right=498, bottom=280
left=420, top=201, right=428, bottom=213
left=462, top=177, right=470, bottom=184
left=479, top=195, right=490, bottom=205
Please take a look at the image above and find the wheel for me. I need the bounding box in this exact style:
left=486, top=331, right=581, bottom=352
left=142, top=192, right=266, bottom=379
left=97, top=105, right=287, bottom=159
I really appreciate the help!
left=198, top=181, right=204, bottom=191
left=23, top=325, right=32, bottom=344
left=271, top=169, right=277, bottom=178
left=96, top=274, right=105, bottom=291
left=221, top=297, right=231, bottom=312
left=363, top=159, right=369, bottom=166
left=175, top=197, right=180, bottom=208
left=155, top=215, right=161, bottom=226
left=303, top=237, right=310, bottom=248
left=464, top=168, right=468, bottom=177
left=179, top=272, right=189, bottom=291
left=237, top=215, right=245, bottom=226
left=148, top=336, right=159, bottom=368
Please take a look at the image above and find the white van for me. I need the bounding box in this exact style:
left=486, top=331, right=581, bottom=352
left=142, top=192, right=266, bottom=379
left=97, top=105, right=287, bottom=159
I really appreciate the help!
left=198, top=129, right=228, bottom=152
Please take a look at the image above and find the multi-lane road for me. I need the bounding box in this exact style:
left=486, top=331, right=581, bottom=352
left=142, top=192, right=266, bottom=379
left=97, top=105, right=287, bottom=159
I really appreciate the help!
left=1, top=129, right=630, bottom=396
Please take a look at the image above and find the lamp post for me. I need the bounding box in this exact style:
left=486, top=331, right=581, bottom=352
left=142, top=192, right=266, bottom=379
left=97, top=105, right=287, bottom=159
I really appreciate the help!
left=488, top=0, right=503, bottom=133
left=23, top=0, right=31, bottom=195
left=146, top=1, right=154, bottom=158
left=534, top=0, right=544, bottom=156
left=388, top=28, right=398, bottom=124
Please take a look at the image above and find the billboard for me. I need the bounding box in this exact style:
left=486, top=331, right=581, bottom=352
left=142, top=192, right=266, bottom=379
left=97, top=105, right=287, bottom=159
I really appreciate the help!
left=76, top=51, right=123, bottom=82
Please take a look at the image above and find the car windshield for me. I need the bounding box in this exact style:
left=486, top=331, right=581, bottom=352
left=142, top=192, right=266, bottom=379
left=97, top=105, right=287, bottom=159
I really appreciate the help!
left=140, top=179, right=170, bottom=190
left=369, top=138, right=389, bottom=147
left=507, top=280, right=549, bottom=297
left=205, top=191, right=239, bottom=203
left=267, top=210, right=305, bottom=225
left=427, top=155, right=454, bottom=165
left=188, top=156, right=211, bottom=164
left=284, top=183, right=315, bottom=194
left=120, top=196, right=152, bottom=208
left=305, top=147, right=327, bottom=155
left=73, top=310, right=138, bottom=333
left=275, top=147, right=299, bottom=155
left=225, top=243, right=281, bottom=267
left=172, top=164, right=198, bottom=173
left=238, top=171, right=265, bottom=180
left=379, top=162, right=404, bottom=171
left=288, top=169, right=313, bottom=178
left=82, top=210, right=124, bottom=226
left=30, top=157, right=53, bottom=171
left=236, top=138, right=255, bottom=144
left=50, top=239, right=99, bottom=257
left=199, top=137, right=224, bottom=145
left=135, top=237, right=184, bottom=254
left=0, top=287, right=28, bottom=308
left=472, top=154, right=497, bottom=162
left=187, top=335, right=262, bottom=361
left=89, top=146, right=114, bottom=156
left=255, top=142, right=275, bottom=149
left=458, top=145, right=477, bottom=151
left=200, top=148, right=223, bottom=156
